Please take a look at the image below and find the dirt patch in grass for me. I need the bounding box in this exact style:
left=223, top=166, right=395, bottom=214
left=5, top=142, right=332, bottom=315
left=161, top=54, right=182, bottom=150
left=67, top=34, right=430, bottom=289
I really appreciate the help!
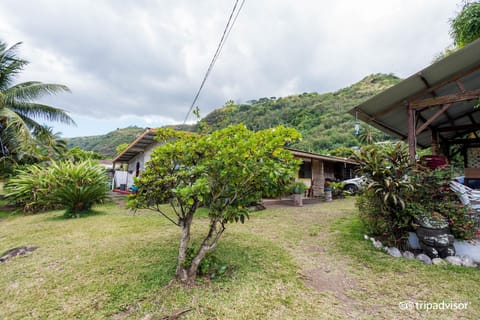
left=271, top=201, right=364, bottom=318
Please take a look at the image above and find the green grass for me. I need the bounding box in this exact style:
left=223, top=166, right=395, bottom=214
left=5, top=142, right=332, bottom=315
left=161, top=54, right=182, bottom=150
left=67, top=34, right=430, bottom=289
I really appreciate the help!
left=332, top=214, right=480, bottom=319
left=1, top=199, right=479, bottom=319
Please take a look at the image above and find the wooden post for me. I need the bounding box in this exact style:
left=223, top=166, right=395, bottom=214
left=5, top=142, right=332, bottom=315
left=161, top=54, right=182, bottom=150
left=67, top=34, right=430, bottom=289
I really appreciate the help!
left=407, top=104, right=416, bottom=162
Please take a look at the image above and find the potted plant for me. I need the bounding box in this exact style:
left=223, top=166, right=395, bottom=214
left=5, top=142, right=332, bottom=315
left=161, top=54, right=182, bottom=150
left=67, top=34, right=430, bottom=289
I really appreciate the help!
left=292, top=182, right=307, bottom=206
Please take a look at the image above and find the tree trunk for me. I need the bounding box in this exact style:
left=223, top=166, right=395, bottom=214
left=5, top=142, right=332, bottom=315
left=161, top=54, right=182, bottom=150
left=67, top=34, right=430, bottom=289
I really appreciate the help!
left=175, top=215, right=193, bottom=283
left=176, top=217, right=225, bottom=284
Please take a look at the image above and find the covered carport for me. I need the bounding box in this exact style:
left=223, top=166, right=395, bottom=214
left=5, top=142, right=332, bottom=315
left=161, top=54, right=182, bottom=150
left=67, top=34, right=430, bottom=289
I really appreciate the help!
left=350, top=38, right=480, bottom=180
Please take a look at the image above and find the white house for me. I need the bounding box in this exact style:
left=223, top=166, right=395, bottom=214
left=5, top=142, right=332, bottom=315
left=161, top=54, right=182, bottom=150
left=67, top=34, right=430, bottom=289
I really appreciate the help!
left=111, top=128, right=161, bottom=191
left=112, top=128, right=358, bottom=195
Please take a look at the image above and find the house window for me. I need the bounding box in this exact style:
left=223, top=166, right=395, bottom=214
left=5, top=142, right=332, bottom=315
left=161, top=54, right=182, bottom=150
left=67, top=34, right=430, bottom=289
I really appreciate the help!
left=298, top=161, right=312, bottom=178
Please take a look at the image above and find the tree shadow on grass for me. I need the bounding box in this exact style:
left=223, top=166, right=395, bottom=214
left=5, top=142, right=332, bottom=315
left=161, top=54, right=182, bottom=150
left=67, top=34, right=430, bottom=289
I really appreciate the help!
left=42, top=208, right=109, bottom=221
left=104, top=233, right=295, bottom=316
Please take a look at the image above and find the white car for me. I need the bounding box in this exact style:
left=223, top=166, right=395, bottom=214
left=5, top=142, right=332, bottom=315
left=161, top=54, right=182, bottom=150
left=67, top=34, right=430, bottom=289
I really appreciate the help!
left=341, top=177, right=367, bottom=194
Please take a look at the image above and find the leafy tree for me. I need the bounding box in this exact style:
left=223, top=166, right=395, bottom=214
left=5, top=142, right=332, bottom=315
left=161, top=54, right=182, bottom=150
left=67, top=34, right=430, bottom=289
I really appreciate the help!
left=128, top=125, right=301, bottom=284
left=330, top=146, right=355, bottom=158
left=450, top=1, right=480, bottom=48
left=115, top=143, right=129, bottom=154
left=0, top=41, right=74, bottom=171
left=63, top=146, right=102, bottom=163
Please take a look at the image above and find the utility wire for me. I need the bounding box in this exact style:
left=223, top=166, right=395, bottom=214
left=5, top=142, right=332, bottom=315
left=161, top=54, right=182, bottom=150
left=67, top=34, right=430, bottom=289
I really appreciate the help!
left=183, top=0, right=245, bottom=124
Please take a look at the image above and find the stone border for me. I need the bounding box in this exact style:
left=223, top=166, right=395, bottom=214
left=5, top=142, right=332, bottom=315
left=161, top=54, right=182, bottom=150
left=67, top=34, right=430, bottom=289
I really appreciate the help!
left=364, top=235, right=478, bottom=268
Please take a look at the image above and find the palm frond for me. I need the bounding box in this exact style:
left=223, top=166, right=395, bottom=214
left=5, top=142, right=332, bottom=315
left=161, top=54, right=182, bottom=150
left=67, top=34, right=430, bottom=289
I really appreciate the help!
left=7, top=101, right=75, bottom=125
left=4, top=82, right=70, bottom=102
left=0, top=41, right=28, bottom=91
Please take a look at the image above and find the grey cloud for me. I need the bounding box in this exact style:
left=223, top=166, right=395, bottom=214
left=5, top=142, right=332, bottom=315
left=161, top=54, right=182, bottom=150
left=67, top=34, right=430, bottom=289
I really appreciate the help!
left=0, top=0, right=458, bottom=128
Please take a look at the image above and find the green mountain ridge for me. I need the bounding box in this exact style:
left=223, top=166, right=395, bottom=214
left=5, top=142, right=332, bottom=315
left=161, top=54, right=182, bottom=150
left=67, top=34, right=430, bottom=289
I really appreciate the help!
left=67, top=73, right=401, bottom=158
left=66, top=126, right=146, bottom=158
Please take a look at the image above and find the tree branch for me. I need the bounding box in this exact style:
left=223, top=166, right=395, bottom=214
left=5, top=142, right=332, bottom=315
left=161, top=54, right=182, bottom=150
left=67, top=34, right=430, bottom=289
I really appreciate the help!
left=148, top=206, right=180, bottom=226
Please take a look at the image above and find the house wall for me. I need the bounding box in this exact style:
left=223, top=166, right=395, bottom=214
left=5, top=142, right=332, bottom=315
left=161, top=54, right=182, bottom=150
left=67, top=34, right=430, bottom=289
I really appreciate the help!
left=294, top=157, right=356, bottom=197
left=295, top=157, right=326, bottom=197
left=125, top=141, right=163, bottom=188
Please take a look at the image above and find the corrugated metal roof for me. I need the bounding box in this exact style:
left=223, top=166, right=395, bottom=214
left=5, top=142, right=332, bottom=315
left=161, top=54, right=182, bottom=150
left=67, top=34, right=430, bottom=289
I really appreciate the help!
left=112, top=128, right=157, bottom=163
left=349, top=38, right=480, bottom=148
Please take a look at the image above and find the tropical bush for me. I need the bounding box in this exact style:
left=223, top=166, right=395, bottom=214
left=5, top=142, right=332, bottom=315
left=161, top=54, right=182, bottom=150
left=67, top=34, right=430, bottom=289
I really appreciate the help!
left=48, top=161, right=109, bottom=217
left=5, top=160, right=108, bottom=216
left=352, top=142, right=415, bottom=247
left=353, top=142, right=476, bottom=247
left=4, top=164, right=57, bottom=213
left=405, top=165, right=476, bottom=240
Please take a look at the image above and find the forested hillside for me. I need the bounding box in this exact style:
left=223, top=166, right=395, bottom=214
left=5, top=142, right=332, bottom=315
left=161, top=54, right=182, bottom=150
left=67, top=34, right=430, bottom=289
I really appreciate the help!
left=66, top=126, right=145, bottom=158
left=199, top=73, right=400, bottom=153
left=67, top=73, right=401, bottom=158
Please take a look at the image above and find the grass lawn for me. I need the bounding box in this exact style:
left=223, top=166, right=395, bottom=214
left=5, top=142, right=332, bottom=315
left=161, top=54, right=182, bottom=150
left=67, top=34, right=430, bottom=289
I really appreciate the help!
left=0, top=198, right=479, bottom=319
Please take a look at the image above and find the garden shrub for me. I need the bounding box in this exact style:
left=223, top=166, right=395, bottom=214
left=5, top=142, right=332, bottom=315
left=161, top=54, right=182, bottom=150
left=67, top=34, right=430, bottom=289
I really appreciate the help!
left=4, top=164, right=57, bottom=213
left=405, top=165, right=476, bottom=240
left=353, top=143, right=477, bottom=247
left=356, top=189, right=388, bottom=236
left=5, top=160, right=108, bottom=216
left=352, top=142, right=415, bottom=247
left=48, top=161, right=109, bottom=217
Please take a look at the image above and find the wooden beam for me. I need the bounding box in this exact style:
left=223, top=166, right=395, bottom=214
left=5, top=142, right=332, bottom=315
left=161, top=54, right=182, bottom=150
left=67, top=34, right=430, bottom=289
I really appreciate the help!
left=448, top=138, right=480, bottom=145
left=456, top=80, right=466, bottom=93
left=354, top=108, right=408, bottom=139
left=415, top=104, right=452, bottom=135
left=369, top=64, right=480, bottom=119
left=410, top=89, right=480, bottom=109
left=408, top=106, right=416, bottom=162
left=437, top=124, right=480, bottom=132
left=417, top=72, right=437, bottom=97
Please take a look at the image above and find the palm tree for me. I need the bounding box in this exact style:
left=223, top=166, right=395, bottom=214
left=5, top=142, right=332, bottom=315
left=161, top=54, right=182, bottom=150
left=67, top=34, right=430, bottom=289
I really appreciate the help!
left=0, top=40, right=74, bottom=168
left=35, top=126, right=68, bottom=160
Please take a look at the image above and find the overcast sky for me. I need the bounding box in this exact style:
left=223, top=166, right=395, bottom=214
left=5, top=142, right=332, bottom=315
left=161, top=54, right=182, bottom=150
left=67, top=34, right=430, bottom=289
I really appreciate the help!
left=0, top=0, right=460, bottom=137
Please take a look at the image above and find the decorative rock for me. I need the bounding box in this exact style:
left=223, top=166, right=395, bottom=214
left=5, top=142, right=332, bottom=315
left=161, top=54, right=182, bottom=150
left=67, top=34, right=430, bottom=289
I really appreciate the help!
left=446, top=247, right=456, bottom=257
left=407, top=232, right=421, bottom=250
left=432, top=258, right=447, bottom=266
left=445, top=256, right=462, bottom=266
left=364, top=234, right=369, bottom=240
left=416, top=253, right=432, bottom=265
left=461, top=255, right=477, bottom=267
left=387, top=247, right=402, bottom=258
left=370, top=237, right=375, bottom=243
left=402, top=251, right=415, bottom=259
left=373, top=240, right=383, bottom=249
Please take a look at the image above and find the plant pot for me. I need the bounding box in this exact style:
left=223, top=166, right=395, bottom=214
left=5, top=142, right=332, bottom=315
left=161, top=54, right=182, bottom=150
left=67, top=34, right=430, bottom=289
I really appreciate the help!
left=324, top=190, right=332, bottom=202
left=293, top=194, right=303, bottom=206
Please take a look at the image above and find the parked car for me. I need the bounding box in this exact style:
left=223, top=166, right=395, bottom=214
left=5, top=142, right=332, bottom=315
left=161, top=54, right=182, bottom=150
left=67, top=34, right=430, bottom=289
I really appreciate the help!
left=341, top=177, right=367, bottom=194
